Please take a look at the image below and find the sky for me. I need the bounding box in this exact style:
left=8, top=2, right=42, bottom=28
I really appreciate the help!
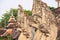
left=0, top=0, right=58, bottom=18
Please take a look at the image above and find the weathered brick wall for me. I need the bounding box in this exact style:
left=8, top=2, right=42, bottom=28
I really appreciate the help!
left=0, top=29, right=6, bottom=35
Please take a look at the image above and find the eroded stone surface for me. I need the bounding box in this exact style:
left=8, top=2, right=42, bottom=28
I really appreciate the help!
left=17, top=0, right=58, bottom=40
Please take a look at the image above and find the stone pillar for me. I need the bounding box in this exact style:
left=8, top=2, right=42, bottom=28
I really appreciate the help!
left=32, top=0, right=58, bottom=40
left=56, top=0, right=60, bottom=7
left=45, top=3, right=58, bottom=40
left=41, top=3, right=46, bottom=24
left=32, top=0, right=43, bottom=25
left=32, top=0, right=42, bottom=16
left=17, top=4, right=24, bottom=28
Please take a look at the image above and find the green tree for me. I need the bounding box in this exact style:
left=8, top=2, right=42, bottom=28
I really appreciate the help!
left=0, top=8, right=18, bottom=27
left=49, top=6, right=55, bottom=11
left=24, top=10, right=32, bottom=16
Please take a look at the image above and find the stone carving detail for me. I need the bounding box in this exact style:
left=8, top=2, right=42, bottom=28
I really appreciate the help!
left=31, top=0, right=57, bottom=40
left=0, top=0, right=58, bottom=40
left=17, top=0, right=58, bottom=40
left=56, top=14, right=60, bottom=40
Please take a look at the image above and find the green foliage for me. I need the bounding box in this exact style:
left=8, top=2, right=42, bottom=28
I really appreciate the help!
left=24, top=10, right=32, bottom=16
left=49, top=6, right=55, bottom=11
left=0, top=8, right=18, bottom=27
left=1, top=13, right=10, bottom=27
left=0, top=36, right=8, bottom=40
left=0, top=35, right=12, bottom=40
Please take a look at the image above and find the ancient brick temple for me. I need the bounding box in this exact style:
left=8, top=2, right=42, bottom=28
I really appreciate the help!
left=17, top=0, right=58, bottom=40
left=0, top=0, right=60, bottom=40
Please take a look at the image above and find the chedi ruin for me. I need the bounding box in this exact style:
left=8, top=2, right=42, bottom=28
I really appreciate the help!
left=0, top=0, right=60, bottom=40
